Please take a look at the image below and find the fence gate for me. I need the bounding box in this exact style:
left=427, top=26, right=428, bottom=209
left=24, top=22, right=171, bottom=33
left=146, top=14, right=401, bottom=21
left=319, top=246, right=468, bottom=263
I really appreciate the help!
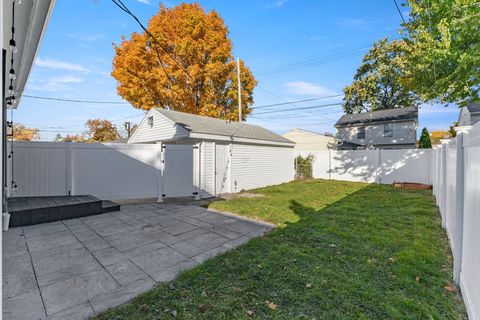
left=162, top=144, right=194, bottom=198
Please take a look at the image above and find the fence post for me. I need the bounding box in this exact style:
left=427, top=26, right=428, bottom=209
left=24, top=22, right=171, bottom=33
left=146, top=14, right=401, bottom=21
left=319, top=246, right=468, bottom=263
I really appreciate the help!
left=328, top=149, right=331, bottom=180
left=452, top=128, right=470, bottom=285
left=193, top=143, right=201, bottom=200
left=156, top=142, right=163, bottom=203
left=440, top=140, right=449, bottom=228
left=66, top=142, right=74, bottom=195
left=376, top=149, right=382, bottom=184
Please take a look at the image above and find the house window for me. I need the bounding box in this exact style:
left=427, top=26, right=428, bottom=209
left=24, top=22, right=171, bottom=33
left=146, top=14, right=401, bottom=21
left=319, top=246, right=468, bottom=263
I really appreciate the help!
left=357, top=127, right=365, bottom=139
left=147, top=116, right=154, bottom=127
left=384, top=124, right=393, bottom=137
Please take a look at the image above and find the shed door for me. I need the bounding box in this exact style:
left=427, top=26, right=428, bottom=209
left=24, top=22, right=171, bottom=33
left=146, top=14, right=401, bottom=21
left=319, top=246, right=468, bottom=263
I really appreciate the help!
left=163, top=145, right=194, bottom=197
left=215, top=144, right=230, bottom=195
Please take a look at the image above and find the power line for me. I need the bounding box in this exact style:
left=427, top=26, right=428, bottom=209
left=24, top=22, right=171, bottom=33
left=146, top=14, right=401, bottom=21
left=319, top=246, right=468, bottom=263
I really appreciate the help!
left=253, top=102, right=343, bottom=115
left=251, top=94, right=343, bottom=109
left=23, top=95, right=130, bottom=104
left=111, top=0, right=194, bottom=81
left=393, top=0, right=406, bottom=23
left=255, top=46, right=370, bottom=75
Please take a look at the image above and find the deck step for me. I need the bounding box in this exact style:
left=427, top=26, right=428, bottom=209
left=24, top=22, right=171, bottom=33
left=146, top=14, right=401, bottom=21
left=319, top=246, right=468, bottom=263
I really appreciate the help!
left=101, top=200, right=121, bottom=213
left=7, top=195, right=121, bottom=227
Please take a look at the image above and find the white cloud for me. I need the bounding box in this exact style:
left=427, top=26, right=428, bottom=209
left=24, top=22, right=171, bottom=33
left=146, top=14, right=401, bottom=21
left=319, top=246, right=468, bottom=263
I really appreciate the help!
left=28, top=75, right=85, bottom=92
left=337, top=17, right=375, bottom=30
left=35, top=58, right=91, bottom=73
left=265, top=0, right=287, bottom=9
left=136, top=0, right=150, bottom=4
left=68, top=33, right=104, bottom=42
left=284, top=81, right=337, bottom=96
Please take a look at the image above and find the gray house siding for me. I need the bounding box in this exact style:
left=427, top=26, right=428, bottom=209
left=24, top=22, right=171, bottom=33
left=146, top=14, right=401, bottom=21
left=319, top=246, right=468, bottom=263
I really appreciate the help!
left=336, top=121, right=417, bottom=149
left=458, top=103, right=480, bottom=126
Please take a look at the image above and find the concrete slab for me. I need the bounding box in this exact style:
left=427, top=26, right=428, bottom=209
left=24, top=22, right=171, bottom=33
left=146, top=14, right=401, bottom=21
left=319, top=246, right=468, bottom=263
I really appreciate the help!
left=2, top=203, right=273, bottom=319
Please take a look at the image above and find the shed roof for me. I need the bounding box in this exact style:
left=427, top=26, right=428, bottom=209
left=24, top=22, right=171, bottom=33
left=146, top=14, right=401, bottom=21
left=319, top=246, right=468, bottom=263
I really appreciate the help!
left=335, top=107, right=418, bottom=127
left=467, top=103, right=480, bottom=113
left=155, top=108, right=293, bottom=144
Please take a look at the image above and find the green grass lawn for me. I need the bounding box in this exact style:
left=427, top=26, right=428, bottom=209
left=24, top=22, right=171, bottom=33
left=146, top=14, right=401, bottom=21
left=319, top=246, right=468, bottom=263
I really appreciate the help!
left=96, top=180, right=466, bottom=319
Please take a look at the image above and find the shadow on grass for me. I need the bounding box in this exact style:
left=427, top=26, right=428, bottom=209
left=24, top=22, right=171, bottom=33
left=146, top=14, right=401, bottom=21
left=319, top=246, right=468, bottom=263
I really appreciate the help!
left=96, top=183, right=466, bottom=320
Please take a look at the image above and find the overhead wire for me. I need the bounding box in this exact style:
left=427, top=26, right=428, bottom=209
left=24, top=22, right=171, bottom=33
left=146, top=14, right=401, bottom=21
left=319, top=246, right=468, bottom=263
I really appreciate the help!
left=23, top=95, right=130, bottom=104
left=111, top=0, right=194, bottom=81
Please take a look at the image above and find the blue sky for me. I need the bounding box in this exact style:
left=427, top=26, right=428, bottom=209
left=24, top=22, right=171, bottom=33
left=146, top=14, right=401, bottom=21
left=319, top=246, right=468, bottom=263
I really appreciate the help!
left=17, top=0, right=459, bottom=140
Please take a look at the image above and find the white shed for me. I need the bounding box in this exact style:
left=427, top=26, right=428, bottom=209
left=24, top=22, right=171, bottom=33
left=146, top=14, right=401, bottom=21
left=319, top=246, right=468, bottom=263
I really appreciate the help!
left=128, top=108, right=295, bottom=199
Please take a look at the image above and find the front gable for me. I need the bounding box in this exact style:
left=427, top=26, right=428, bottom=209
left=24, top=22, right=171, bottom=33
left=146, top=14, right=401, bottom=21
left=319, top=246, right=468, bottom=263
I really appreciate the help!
left=128, top=109, right=189, bottom=143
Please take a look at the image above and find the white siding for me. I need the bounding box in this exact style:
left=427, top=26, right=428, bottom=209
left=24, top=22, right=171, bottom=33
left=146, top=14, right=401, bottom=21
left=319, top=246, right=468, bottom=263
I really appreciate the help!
left=200, top=141, right=215, bottom=197
left=129, top=109, right=188, bottom=143
left=282, top=129, right=335, bottom=151
left=230, top=143, right=294, bottom=192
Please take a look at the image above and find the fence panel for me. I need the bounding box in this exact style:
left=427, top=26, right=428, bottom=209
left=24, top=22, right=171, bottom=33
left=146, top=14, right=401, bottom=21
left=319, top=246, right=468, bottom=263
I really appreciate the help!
left=378, top=149, right=431, bottom=184
left=10, top=142, right=69, bottom=197
left=459, top=125, right=480, bottom=320
left=295, top=151, right=330, bottom=179
left=298, top=149, right=431, bottom=184
left=330, top=150, right=379, bottom=182
left=71, top=143, right=160, bottom=200
left=10, top=142, right=160, bottom=200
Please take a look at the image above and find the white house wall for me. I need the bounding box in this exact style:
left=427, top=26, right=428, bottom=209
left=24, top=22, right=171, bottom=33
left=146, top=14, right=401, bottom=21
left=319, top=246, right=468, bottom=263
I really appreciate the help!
left=129, top=109, right=188, bottom=143
left=230, top=143, right=294, bottom=192
left=282, top=129, right=334, bottom=151
left=336, top=121, right=417, bottom=148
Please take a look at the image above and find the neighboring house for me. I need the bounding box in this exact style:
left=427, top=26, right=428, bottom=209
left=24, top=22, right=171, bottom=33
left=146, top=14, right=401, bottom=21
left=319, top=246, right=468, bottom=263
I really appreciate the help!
left=282, top=128, right=335, bottom=151
left=335, top=107, right=418, bottom=150
left=457, top=103, right=480, bottom=127
left=129, top=108, right=295, bottom=196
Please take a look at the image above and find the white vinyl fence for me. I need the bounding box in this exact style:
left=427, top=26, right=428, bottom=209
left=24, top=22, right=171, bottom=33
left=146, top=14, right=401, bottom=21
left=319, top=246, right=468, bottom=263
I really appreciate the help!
left=432, top=123, right=480, bottom=320
left=9, top=142, right=161, bottom=200
left=296, top=149, right=432, bottom=185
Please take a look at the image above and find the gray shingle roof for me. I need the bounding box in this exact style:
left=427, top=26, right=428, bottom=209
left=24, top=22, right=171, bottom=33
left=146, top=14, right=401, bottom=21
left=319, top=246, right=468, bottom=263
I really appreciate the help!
left=467, top=103, right=480, bottom=113
left=335, top=107, right=418, bottom=126
left=155, top=108, right=293, bottom=144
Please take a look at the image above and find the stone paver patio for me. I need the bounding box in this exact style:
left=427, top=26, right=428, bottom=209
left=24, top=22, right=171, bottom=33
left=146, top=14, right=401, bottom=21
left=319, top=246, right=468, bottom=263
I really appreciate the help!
left=2, top=203, right=273, bottom=320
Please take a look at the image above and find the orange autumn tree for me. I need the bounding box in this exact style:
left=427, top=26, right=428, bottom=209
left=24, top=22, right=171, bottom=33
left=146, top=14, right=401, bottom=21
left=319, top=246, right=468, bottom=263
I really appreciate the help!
left=112, top=3, right=256, bottom=121
left=85, top=119, right=121, bottom=142
left=12, top=124, right=40, bottom=141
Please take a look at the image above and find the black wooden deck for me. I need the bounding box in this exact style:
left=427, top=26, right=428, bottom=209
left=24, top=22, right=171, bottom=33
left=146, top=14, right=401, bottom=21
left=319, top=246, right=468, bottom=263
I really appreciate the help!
left=7, top=195, right=120, bottom=227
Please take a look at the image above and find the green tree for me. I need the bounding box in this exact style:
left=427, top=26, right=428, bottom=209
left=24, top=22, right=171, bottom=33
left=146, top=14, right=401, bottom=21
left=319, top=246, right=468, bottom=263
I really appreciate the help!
left=401, top=0, right=480, bottom=106
left=418, top=127, right=432, bottom=149
left=343, top=38, right=420, bottom=114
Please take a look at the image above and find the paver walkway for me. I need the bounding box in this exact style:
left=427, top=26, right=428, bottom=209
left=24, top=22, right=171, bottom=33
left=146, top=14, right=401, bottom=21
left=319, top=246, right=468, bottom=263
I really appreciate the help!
left=2, top=203, right=273, bottom=320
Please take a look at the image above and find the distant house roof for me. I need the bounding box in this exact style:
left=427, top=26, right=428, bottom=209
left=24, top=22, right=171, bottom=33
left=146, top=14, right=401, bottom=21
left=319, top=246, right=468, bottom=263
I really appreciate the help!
left=154, top=108, right=293, bottom=144
left=467, top=103, right=480, bottom=113
left=335, top=107, right=418, bottom=127
left=111, top=137, right=129, bottom=143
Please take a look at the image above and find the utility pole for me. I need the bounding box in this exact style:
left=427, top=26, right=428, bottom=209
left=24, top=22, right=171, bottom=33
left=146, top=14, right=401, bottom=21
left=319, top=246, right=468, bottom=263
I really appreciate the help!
left=236, top=58, right=242, bottom=122
left=124, top=121, right=131, bottom=138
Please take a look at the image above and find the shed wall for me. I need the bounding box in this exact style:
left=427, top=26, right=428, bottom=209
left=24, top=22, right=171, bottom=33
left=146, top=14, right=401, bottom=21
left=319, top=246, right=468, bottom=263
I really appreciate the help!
left=129, top=109, right=188, bottom=143
left=200, top=141, right=215, bottom=197
left=230, top=143, right=294, bottom=192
